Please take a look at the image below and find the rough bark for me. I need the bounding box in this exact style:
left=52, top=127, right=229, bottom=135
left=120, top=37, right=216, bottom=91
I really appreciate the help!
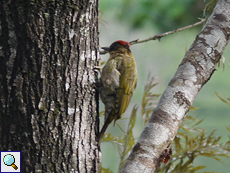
left=120, top=0, right=230, bottom=172
left=0, top=0, right=99, bottom=172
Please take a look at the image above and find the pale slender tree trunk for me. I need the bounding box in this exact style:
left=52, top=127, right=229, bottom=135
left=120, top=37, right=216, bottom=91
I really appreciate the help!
left=0, top=0, right=100, bottom=172
left=120, top=0, right=230, bottom=172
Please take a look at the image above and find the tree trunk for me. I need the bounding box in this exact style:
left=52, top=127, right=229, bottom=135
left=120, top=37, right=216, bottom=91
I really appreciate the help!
left=0, top=0, right=99, bottom=172
left=120, top=0, right=230, bottom=172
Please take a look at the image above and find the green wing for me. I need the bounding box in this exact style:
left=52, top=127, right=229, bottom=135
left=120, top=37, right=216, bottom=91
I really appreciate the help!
left=116, top=54, right=137, bottom=120
left=101, top=54, right=137, bottom=123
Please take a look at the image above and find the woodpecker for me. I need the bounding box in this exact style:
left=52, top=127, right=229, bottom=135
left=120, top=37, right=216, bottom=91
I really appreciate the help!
left=98, top=40, right=137, bottom=144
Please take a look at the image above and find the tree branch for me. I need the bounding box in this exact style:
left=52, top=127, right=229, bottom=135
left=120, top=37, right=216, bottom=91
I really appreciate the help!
left=120, top=0, right=230, bottom=172
left=129, top=19, right=206, bottom=45
left=100, top=19, right=205, bottom=55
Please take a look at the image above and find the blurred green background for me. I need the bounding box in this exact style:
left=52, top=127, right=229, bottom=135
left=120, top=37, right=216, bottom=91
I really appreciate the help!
left=99, top=0, right=230, bottom=172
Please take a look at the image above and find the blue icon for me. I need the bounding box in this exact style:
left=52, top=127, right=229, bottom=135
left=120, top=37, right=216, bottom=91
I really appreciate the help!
left=3, top=154, right=18, bottom=170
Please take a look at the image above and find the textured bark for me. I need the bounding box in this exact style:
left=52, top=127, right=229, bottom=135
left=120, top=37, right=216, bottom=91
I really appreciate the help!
left=0, top=0, right=99, bottom=172
left=120, top=0, right=230, bottom=172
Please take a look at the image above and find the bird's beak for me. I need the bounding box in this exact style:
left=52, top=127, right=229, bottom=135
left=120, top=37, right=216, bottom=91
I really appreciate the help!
left=101, top=46, right=110, bottom=52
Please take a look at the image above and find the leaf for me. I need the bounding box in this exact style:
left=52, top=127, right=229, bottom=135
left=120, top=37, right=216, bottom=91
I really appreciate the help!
left=101, top=133, right=116, bottom=142
left=159, top=114, right=230, bottom=172
left=191, top=119, right=204, bottom=128
left=215, top=92, right=230, bottom=106
left=100, top=166, right=113, bottom=173
left=141, top=72, right=160, bottom=124
left=118, top=105, right=138, bottom=169
left=189, top=165, right=206, bottom=171
left=180, top=126, right=194, bottom=136
left=174, top=136, right=182, bottom=153
left=189, top=106, right=199, bottom=111
left=226, top=126, right=230, bottom=133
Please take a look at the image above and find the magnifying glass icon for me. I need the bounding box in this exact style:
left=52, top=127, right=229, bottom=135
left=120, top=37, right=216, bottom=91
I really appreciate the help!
left=3, top=154, right=18, bottom=170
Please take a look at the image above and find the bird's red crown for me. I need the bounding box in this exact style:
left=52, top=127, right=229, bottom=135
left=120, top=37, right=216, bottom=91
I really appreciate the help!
left=115, top=40, right=130, bottom=47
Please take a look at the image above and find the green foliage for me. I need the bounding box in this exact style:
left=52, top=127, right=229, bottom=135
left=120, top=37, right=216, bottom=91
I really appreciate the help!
left=203, top=0, right=218, bottom=19
left=158, top=115, right=230, bottom=172
left=100, top=0, right=209, bottom=31
left=118, top=105, right=137, bottom=169
left=100, top=166, right=113, bottom=173
left=100, top=73, right=230, bottom=172
left=217, top=55, right=230, bottom=71
left=225, top=126, right=230, bottom=152
left=99, top=0, right=220, bottom=32
left=215, top=92, right=230, bottom=107
left=141, top=73, right=160, bottom=124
